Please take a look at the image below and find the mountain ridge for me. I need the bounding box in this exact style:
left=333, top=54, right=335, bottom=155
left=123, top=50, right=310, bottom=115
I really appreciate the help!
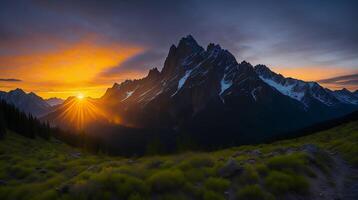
left=91, top=35, right=357, bottom=147
left=18, top=35, right=358, bottom=149
left=0, top=88, right=52, bottom=117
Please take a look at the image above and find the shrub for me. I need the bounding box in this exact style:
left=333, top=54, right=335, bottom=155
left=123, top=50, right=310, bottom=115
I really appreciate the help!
left=90, top=172, right=149, bottom=198
left=8, top=165, right=31, bottom=179
left=203, top=190, right=225, bottom=200
left=239, top=165, right=259, bottom=184
left=113, top=174, right=149, bottom=198
left=156, top=193, right=188, bottom=200
left=147, top=169, right=185, bottom=192
left=204, top=177, right=230, bottom=193
left=184, top=168, right=206, bottom=182
left=256, top=163, right=269, bottom=176
left=266, top=153, right=307, bottom=173
left=264, top=171, right=309, bottom=195
left=128, top=193, right=146, bottom=200
left=179, top=155, right=214, bottom=170
left=237, top=184, right=273, bottom=200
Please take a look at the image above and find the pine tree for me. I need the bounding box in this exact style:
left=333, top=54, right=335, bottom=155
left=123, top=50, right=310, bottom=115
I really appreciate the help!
left=0, top=111, right=6, bottom=139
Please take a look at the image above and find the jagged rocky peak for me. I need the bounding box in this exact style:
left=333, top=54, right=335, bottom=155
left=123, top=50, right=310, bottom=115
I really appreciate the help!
left=254, top=64, right=272, bottom=75
left=175, top=35, right=204, bottom=60
left=237, top=61, right=256, bottom=75
left=11, top=88, right=26, bottom=95
left=162, top=35, right=204, bottom=79
left=207, top=43, right=221, bottom=52
left=112, top=80, right=134, bottom=89
left=337, top=88, right=350, bottom=93
left=254, top=64, right=285, bottom=80
left=206, top=43, right=227, bottom=59
left=332, top=88, right=358, bottom=105
left=147, top=67, right=160, bottom=79
left=177, top=35, right=203, bottom=52
left=112, top=82, right=120, bottom=89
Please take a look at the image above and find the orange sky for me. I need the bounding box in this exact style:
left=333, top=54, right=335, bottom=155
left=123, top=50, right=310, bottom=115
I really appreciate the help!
left=0, top=38, right=356, bottom=99
left=0, top=37, right=146, bottom=99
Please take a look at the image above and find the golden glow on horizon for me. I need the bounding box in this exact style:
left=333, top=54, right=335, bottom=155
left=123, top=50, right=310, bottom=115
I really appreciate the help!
left=272, top=66, right=354, bottom=81
left=1, top=34, right=356, bottom=98
left=0, top=36, right=144, bottom=99
left=53, top=97, right=108, bottom=130
left=272, top=66, right=358, bottom=91
left=77, top=93, right=84, bottom=100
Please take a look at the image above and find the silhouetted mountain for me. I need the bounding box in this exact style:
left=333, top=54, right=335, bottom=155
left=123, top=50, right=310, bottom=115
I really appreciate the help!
left=254, top=65, right=358, bottom=117
left=94, top=35, right=358, bottom=147
left=0, top=88, right=52, bottom=117
left=44, top=35, right=358, bottom=150
left=331, top=88, right=358, bottom=105
left=45, top=97, right=64, bottom=106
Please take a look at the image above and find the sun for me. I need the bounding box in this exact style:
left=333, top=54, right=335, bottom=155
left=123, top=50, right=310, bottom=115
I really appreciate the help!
left=77, top=93, right=84, bottom=100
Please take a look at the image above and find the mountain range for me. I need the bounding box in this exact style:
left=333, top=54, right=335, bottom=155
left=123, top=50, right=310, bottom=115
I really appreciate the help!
left=0, top=88, right=53, bottom=117
left=4, top=35, right=358, bottom=149
left=93, top=35, right=357, bottom=146
left=45, top=97, right=64, bottom=106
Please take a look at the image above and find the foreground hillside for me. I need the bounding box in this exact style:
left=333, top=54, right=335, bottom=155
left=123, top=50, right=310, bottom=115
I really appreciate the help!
left=0, top=121, right=357, bottom=200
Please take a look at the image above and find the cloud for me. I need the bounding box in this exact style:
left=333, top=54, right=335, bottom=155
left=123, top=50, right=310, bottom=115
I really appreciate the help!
left=0, top=0, right=357, bottom=97
left=100, top=50, right=165, bottom=77
left=0, top=78, right=22, bottom=82
left=318, top=73, right=358, bottom=86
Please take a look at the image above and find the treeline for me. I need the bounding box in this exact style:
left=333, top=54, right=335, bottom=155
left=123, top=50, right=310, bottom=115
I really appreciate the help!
left=0, top=100, right=54, bottom=139
left=0, top=100, right=100, bottom=154
left=0, top=100, right=102, bottom=153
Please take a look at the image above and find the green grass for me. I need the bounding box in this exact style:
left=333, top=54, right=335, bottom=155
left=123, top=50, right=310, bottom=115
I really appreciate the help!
left=264, top=171, right=309, bottom=195
left=204, top=177, right=230, bottom=193
left=0, top=121, right=357, bottom=199
left=147, top=169, right=186, bottom=192
left=237, top=184, right=274, bottom=200
left=266, top=153, right=308, bottom=173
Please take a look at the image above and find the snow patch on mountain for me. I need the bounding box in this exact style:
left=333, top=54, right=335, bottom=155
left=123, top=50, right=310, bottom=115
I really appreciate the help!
left=220, top=77, right=232, bottom=95
left=121, top=90, right=135, bottom=102
left=259, top=76, right=304, bottom=101
left=251, top=87, right=261, bottom=101
left=171, top=69, right=193, bottom=97
left=178, top=70, right=193, bottom=90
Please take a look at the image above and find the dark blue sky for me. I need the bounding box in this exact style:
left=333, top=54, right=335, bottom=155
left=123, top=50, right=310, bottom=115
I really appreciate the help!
left=0, top=0, right=357, bottom=97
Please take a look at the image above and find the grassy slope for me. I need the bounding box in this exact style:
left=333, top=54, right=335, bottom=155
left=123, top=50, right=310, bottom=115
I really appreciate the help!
left=0, top=121, right=357, bottom=200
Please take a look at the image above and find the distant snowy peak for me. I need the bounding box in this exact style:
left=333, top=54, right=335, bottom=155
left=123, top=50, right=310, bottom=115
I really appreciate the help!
left=46, top=97, right=64, bottom=106
left=353, top=90, right=358, bottom=97
left=333, top=89, right=358, bottom=105
left=254, top=65, right=342, bottom=106
left=0, top=88, right=52, bottom=117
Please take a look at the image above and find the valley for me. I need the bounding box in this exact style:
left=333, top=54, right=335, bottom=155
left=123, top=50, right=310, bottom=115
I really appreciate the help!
left=0, top=116, right=357, bottom=200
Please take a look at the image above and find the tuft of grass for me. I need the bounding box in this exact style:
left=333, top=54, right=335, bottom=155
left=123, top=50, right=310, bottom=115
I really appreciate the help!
left=239, top=165, right=259, bottom=184
left=264, top=171, right=309, bottom=195
left=266, top=153, right=308, bottom=173
left=203, top=190, right=225, bottom=200
left=147, top=169, right=185, bottom=192
left=178, top=155, right=214, bottom=170
left=204, top=177, right=230, bottom=193
left=7, top=165, right=32, bottom=179
left=73, top=171, right=149, bottom=199
left=237, top=184, right=274, bottom=200
left=256, top=163, right=269, bottom=176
